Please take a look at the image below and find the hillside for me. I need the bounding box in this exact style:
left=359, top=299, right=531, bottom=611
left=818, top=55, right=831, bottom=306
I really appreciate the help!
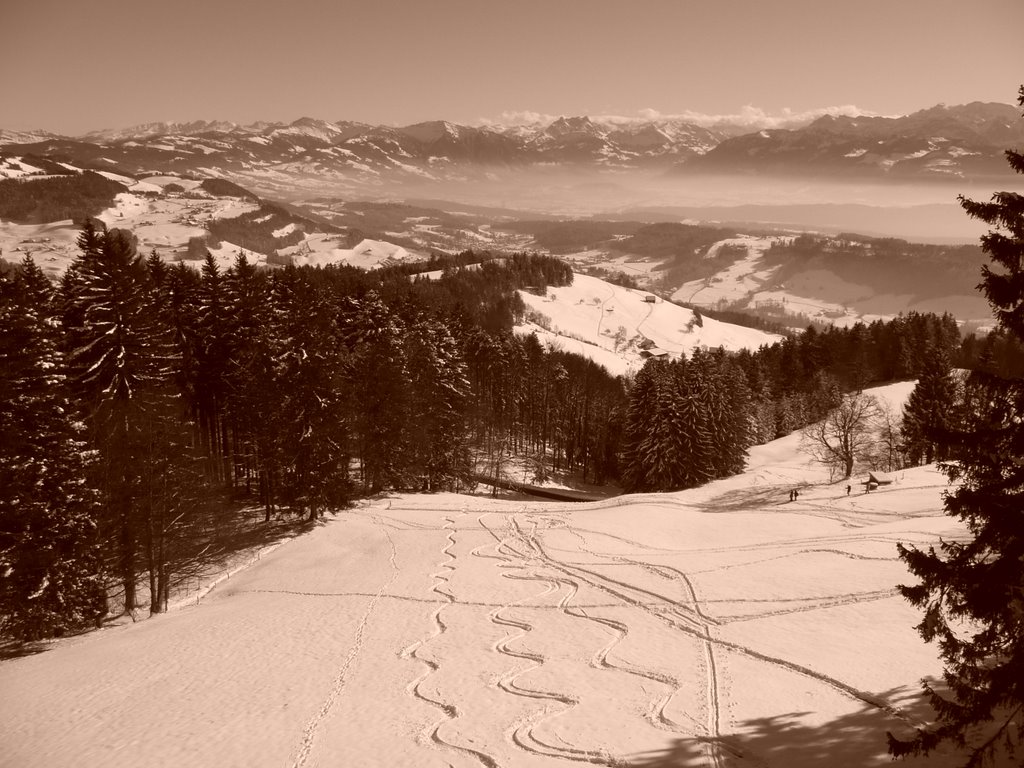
left=1, top=165, right=999, bottom=332
left=0, top=171, right=425, bottom=277
left=0, top=382, right=974, bottom=768
left=515, top=272, right=783, bottom=375
left=669, top=234, right=992, bottom=329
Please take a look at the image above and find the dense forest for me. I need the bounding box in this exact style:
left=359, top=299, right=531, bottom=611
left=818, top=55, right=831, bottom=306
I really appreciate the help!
left=0, top=220, right=1003, bottom=639
left=0, top=171, right=126, bottom=224
left=763, top=233, right=988, bottom=297
left=199, top=204, right=315, bottom=259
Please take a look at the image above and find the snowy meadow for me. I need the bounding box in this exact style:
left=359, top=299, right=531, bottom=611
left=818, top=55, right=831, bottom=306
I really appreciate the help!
left=0, top=385, right=970, bottom=767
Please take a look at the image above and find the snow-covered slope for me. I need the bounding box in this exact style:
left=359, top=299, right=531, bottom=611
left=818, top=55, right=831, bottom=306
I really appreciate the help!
left=0, top=382, right=971, bottom=767
left=279, top=236, right=420, bottom=270
left=1, top=177, right=409, bottom=277
left=668, top=235, right=992, bottom=330
left=516, top=272, right=783, bottom=375
left=0, top=155, right=46, bottom=179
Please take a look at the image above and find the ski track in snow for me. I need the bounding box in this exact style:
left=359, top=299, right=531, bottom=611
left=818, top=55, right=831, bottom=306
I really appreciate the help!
left=401, top=516, right=502, bottom=768
left=288, top=514, right=399, bottom=768
left=522, top=516, right=920, bottom=733
left=301, top=484, right=934, bottom=766
left=478, top=514, right=631, bottom=766
left=559, top=522, right=724, bottom=768
left=2, top=428, right=960, bottom=768
left=480, top=512, right=727, bottom=767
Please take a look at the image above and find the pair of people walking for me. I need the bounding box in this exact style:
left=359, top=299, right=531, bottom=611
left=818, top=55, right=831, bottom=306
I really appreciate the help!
left=789, top=489, right=799, bottom=502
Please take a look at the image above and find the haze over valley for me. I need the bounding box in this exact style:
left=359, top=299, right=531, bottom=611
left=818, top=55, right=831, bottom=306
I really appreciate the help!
left=4, top=1, right=1024, bottom=766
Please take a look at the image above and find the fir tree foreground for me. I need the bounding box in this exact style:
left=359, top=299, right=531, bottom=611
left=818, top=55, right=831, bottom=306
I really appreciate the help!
left=889, top=86, right=1024, bottom=765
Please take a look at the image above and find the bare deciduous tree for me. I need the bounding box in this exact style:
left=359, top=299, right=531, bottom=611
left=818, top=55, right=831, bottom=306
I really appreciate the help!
left=868, top=402, right=904, bottom=472
left=800, top=391, right=882, bottom=480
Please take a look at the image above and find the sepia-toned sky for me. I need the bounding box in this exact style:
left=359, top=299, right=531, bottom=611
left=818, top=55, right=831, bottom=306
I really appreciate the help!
left=2, top=0, right=1022, bottom=134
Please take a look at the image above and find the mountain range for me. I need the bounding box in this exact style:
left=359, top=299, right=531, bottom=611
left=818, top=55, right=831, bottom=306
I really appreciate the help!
left=2, top=101, right=1021, bottom=198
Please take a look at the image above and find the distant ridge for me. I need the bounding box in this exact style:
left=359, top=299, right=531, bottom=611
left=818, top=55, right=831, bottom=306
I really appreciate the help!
left=2, top=102, right=1020, bottom=198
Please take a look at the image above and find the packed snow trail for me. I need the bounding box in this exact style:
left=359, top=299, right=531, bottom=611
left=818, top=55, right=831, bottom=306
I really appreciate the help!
left=0, top=407, right=970, bottom=766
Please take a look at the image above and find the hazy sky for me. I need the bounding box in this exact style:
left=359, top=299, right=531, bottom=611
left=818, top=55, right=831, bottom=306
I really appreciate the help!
left=3, top=0, right=1022, bottom=134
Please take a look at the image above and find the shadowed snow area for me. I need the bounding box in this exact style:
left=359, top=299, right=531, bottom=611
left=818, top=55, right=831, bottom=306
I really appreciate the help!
left=0, top=383, right=969, bottom=767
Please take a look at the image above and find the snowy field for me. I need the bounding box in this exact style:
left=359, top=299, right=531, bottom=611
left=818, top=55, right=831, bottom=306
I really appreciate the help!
left=670, top=236, right=990, bottom=329
left=515, top=273, right=782, bottom=375
left=278, top=234, right=426, bottom=270
left=0, top=386, right=971, bottom=767
left=0, top=188, right=259, bottom=278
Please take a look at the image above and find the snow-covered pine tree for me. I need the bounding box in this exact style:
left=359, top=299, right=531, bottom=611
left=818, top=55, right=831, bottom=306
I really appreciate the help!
left=223, top=252, right=282, bottom=517
left=340, top=291, right=409, bottom=494
left=673, top=354, right=714, bottom=488
left=404, top=318, right=472, bottom=491
left=65, top=227, right=178, bottom=613
left=274, top=268, right=351, bottom=515
left=0, top=257, right=106, bottom=639
left=890, top=86, right=1024, bottom=765
left=620, top=358, right=663, bottom=492
left=712, top=351, right=754, bottom=478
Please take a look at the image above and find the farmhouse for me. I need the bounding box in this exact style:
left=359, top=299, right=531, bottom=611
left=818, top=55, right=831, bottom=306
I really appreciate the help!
left=639, top=347, right=669, bottom=359
left=863, top=471, right=895, bottom=492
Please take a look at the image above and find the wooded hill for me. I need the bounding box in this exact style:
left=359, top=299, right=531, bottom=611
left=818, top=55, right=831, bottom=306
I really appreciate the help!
left=0, top=222, right=1006, bottom=639
left=0, top=171, right=126, bottom=224
left=763, top=233, right=988, bottom=298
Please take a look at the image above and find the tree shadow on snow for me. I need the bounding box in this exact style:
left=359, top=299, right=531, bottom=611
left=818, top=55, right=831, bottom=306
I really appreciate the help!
left=696, top=485, right=799, bottom=514
left=626, top=682, right=969, bottom=767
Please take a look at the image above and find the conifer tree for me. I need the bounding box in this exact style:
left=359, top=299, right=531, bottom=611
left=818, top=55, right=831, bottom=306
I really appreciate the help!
left=620, top=359, right=662, bottom=492
left=223, top=252, right=281, bottom=513
left=0, top=258, right=106, bottom=638
left=273, top=268, right=350, bottom=515
left=678, top=354, right=718, bottom=487
left=404, top=318, right=472, bottom=491
left=621, top=358, right=696, bottom=492
left=901, top=346, right=957, bottom=466
left=65, top=228, right=177, bottom=612
left=341, top=292, right=408, bottom=494
left=192, top=252, right=234, bottom=483
left=711, top=352, right=754, bottom=478
left=890, top=86, right=1024, bottom=765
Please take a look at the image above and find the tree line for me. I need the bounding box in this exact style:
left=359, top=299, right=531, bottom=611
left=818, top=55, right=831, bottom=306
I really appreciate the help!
left=0, top=218, right=1014, bottom=648
left=0, top=171, right=126, bottom=224
left=0, top=232, right=617, bottom=637
left=619, top=308, right=968, bottom=492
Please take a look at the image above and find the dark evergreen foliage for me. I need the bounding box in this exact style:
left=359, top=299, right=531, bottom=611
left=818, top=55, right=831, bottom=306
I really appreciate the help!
left=889, top=87, right=1024, bottom=765
left=620, top=351, right=750, bottom=493
left=0, top=258, right=106, bottom=639
left=63, top=224, right=181, bottom=613
left=6, top=205, right=1016, bottom=638
left=0, top=171, right=126, bottom=224
left=203, top=205, right=306, bottom=258
left=901, top=348, right=957, bottom=466
left=197, top=178, right=259, bottom=201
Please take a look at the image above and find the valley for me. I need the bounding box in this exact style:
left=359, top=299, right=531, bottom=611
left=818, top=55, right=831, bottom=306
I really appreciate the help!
left=6, top=5, right=1024, bottom=765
